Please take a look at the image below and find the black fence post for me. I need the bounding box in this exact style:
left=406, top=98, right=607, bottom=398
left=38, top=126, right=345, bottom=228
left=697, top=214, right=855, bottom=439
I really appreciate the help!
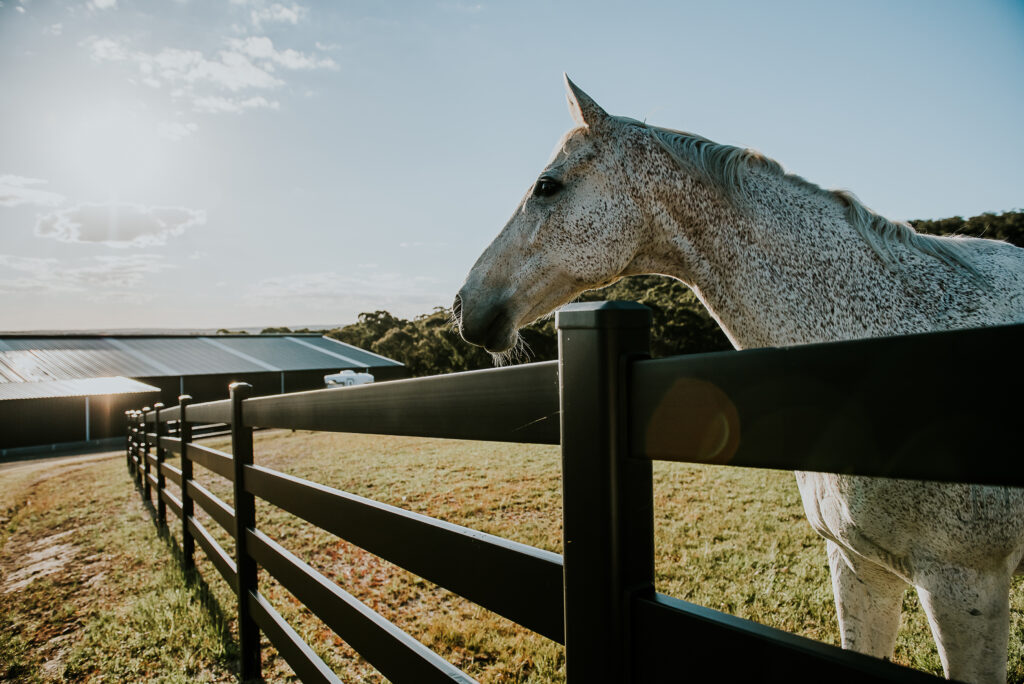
left=230, top=382, right=261, bottom=681
left=179, top=395, right=195, bottom=572
left=125, top=410, right=132, bottom=472
left=129, top=411, right=136, bottom=480
left=126, top=411, right=133, bottom=475
left=154, top=403, right=166, bottom=528
left=141, top=406, right=152, bottom=503
left=557, top=301, right=654, bottom=683
left=134, top=411, right=142, bottom=483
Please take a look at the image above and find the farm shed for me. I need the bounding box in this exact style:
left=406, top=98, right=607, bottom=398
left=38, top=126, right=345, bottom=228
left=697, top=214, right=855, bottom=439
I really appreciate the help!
left=0, top=376, right=160, bottom=454
left=0, top=334, right=406, bottom=452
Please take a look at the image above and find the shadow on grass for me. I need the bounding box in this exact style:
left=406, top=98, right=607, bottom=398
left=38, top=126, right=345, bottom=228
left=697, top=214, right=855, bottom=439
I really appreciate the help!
left=131, top=473, right=239, bottom=670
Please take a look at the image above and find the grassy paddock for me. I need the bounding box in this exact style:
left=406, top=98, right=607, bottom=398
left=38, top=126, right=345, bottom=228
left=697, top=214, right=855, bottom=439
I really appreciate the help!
left=2, top=431, right=1023, bottom=682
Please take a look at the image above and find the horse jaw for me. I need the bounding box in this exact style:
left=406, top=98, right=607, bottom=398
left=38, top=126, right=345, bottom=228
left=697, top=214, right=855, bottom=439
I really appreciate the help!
left=454, top=263, right=577, bottom=354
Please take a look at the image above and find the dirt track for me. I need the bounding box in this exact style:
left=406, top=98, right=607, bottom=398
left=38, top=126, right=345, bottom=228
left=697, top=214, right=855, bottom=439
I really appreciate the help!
left=0, top=449, right=123, bottom=475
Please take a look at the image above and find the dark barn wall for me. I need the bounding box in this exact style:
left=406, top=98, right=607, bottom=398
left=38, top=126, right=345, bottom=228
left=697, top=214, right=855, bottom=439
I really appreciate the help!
left=0, top=391, right=159, bottom=450
left=1, top=397, right=85, bottom=448
left=142, top=372, right=286, bottom=406
left=142, top=366, right=409, bottom=408
left=277, top=367, right=409, bottom=393
left=138, top=376, right=186, bottom=409
left=283, top=369, right=336, bottom=394
left=88, top=393, right=161, bottom=441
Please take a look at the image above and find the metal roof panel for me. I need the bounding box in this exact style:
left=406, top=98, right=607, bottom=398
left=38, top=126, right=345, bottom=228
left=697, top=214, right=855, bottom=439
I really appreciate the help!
left=299, top=336, right=404, bottom=368
left=114, top=338, right=268, bottom=375
left=0, top=335, right=401, bottom=380
left=204, top=336, right=350, bottom=371
left=0, top=376, right=161, bottom=400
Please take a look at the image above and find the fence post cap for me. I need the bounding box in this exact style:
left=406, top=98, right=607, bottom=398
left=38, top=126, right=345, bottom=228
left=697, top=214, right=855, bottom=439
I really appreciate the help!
left=153, top=402, right=164, bottom=410
left=178, top=394, right=193, bottom=404
left=556, top=300, right=651, bottom=330
left=229, top=382, right=253, bottom=393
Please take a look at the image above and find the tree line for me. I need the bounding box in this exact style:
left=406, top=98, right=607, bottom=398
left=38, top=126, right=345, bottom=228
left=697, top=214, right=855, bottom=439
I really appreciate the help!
left=254, top=210, right=1022, bottom=377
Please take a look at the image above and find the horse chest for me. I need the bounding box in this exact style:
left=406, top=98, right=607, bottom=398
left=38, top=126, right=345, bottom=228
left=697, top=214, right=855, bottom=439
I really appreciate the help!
left=795, top=472, right=1024, bottom=580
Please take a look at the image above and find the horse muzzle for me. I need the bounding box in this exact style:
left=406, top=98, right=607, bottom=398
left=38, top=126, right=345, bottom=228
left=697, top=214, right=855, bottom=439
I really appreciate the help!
left=453, top=291, right=518, bottom=353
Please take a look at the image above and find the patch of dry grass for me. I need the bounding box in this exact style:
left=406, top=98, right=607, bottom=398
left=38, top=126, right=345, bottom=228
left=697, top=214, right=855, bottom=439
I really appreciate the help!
left=0, top=454, right=237, bottom=682
left=3, top=432, right=1023, bottom=682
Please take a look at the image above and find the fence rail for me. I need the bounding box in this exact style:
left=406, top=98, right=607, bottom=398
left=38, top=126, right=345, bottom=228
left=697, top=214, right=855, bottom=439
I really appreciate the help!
left=125, top=302, right=1024, bottom=683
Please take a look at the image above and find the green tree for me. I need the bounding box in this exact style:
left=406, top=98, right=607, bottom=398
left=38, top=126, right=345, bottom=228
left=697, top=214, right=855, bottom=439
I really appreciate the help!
left=911, top=210, right=1024, bottom=247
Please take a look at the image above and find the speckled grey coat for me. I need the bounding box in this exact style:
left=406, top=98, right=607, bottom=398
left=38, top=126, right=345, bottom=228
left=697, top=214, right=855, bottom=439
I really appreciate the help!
left=455, top=77, right=1024, bottom=683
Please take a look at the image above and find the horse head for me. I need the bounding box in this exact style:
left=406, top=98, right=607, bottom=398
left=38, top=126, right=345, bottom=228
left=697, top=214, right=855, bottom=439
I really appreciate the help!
left=454, top=76, right=666, bottom=354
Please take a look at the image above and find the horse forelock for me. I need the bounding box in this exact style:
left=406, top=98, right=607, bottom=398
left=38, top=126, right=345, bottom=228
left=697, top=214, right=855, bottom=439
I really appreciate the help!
left=609, top=116, right=985, bottom=281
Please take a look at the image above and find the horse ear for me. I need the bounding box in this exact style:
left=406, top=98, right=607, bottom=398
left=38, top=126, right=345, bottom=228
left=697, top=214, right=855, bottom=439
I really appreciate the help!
left=564, top=74, right=609, bottom=129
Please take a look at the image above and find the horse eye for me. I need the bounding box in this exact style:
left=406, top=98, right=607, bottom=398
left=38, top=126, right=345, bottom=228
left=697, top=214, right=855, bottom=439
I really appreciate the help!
left=533, top=177, right=562, bottom=198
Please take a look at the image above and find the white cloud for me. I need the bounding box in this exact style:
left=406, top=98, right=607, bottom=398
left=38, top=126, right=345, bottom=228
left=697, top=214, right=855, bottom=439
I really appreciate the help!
left=86, top=36, right=129, bottom=61
left=82, top=34, right=335, bottom=114
left=251, top=3, right=306, bottom=28
left=192, top=95, right=278, bottom=113
left=229, top=36, right=337, bottom=70
left=88, top=0, right=118, bottom=9
left=0, top=175, right=66, bottom=208
left=35, top=203, right=206, bottom=248
left=157, top=121, right=199, bottom=141
left=43, top=23, right=63, bottom=36
left=146, top=46, right=283, bottom=91
left=0, top=253, right=173, bottom=297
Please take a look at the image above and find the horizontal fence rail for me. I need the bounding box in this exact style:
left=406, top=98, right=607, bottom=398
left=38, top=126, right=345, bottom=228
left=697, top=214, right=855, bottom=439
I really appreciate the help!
left=247, top=529, right=478, bottom=684
left=630, top=323, right=1024, bottom=486
left=241, top=360, right=560, bottom=444
left=125, top=305, right=1024, bottom=683
left=186, top=443, right=234, bottom=481
left=180, top=399, right=232, bottom=426
left=247, top=588, right=343, bottom=684
left=630, top=593, right=940, bottom=683
left=245, top=463, right=565, bottom=642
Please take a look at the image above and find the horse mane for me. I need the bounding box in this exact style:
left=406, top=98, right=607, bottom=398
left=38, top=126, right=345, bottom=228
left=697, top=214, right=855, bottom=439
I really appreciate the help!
left=613, top=116, right=984, bottom=279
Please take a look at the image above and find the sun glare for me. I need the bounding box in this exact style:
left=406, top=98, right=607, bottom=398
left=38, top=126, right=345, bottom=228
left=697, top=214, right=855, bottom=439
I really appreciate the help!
left=55, top=101, right=175, bottom=199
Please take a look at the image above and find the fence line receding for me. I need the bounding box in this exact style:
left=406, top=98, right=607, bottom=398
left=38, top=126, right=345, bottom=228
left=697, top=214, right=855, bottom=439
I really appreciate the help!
left=125, top=302, right=1024, bottom=683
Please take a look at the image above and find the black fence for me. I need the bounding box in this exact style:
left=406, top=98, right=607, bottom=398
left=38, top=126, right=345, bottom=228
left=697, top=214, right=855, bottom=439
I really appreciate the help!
left=125, top=301, right=1024, bottom=683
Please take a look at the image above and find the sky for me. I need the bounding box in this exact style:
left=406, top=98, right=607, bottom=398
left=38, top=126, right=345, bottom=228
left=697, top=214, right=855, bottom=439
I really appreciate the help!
left=1, top=0, right=1022, bottom=332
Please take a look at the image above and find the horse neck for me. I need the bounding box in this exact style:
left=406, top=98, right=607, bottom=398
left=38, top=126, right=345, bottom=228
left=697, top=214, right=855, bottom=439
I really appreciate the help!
left=636, top=165, right=906, bottom=349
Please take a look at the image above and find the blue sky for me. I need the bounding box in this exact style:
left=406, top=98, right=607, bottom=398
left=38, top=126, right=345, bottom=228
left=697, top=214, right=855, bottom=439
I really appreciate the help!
left=1, top=0, right=1022, bottom=331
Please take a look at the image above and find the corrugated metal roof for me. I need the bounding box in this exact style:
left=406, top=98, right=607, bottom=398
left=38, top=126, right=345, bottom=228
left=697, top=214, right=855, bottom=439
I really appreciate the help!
left=0, top=376, right=160, bottom=400
left=0, top=335, right=402, bottom=383
left=294, top=336, right=403, bottom=368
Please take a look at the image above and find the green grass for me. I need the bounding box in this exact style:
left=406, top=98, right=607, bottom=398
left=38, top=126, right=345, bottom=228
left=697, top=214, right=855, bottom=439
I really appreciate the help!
left=3, top=431, right=1023, bottom=681
left=0, top=455, right=237, bottom=682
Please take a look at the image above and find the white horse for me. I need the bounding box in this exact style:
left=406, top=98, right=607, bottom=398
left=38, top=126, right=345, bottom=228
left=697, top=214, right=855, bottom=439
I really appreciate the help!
left=454, top=76, right=1024, bottom=683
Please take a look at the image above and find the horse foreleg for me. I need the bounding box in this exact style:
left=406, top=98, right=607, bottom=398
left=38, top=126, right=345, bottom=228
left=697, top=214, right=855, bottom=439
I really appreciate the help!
left=914, top=566, right=1011, bottom=684
left=827, top=540, right=907, bottom=659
